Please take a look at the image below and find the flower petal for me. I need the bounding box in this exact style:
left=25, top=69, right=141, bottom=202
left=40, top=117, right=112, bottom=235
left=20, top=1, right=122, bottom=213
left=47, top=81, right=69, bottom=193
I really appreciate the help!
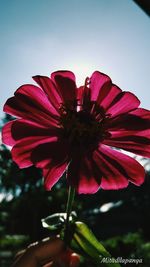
left=32, top=75, right=61, bottom=113
left=103, top=130, right=150, bottom=158
left=76, top=86, right=84, bottom=110
left=131, top=108, right=150, bottom=119
left=67, top=155, right=101, bottom=194
left=34, top=140, right=69, bottom=190
left=100, top=84, right=122, bottom=110
left=2, top=119, right=59, bottom=146
left=11, top=136, right=58, bottom=168
left=104, top=137, right=150, bottom=157
left=93, top=144, right=145, bottom=190
left=2, top=120, right=16, bottom=146
left=107, top=91, right=140, bottom=117
left=4, top=84, right=59, bottom=127
left=51, top=71, right=76, bottom=103
left=43, top=160, right=68, bottom=190
left=108, top=108, right=150, bottom=131
left=31, top=140, right=69, bottom=169
left=90, top=71, right=112, bottom=102
left=104, top=108, right=150, bottom=156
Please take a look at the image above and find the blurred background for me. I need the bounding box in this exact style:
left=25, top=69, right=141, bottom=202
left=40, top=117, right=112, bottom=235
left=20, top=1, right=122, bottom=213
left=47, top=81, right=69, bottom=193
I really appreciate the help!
left=0, top=0, right=150, bottom=266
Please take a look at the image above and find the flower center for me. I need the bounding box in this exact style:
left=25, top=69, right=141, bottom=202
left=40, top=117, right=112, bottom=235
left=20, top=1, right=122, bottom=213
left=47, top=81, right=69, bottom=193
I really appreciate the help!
left=59, top=101, right=111, bottom=152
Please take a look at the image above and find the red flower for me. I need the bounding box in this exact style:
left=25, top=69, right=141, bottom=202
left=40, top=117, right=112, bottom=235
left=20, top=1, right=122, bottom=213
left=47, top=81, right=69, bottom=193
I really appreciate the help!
left=2, top=71, right=150, bottom=193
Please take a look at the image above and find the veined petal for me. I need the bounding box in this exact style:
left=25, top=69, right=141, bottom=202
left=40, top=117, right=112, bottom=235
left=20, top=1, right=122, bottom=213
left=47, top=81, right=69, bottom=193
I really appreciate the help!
left=109, top=129, right=150, bottom=141
left=2, top=119, right=60, bottom=146
left=107, top=91, right=140, bottom=117
left=108, top=108, right=150, bottom=131
left=2, top=120, right=16, bottom=146
left=14, top=84, right=57, bottom=115
left=93, top=144, right=145, bottom=190
left=31, top=140, right=69, bottom=169
left=39, top=140, right=69, bottom=190
left=105, top=108, right=150, bottom=156
left=33, top=75, right=61, bottom=113
left=67, top=155, right=101, bottom=194
left=51, top=71, right=76, bottom=103
left=103, top=138, right=150, bottom=157
left=11, top=136, right=58, bottom=168
left=43, top=160, right=68, bottom=190
left=76, top=86, right=84, bottom=110
left=4, top=84, right=59, bottom=127
left=90, top=71, right=112, bottom=102
left=101, top=84, right=122, bottom=110
left=131, top=108, right=150, bottom=119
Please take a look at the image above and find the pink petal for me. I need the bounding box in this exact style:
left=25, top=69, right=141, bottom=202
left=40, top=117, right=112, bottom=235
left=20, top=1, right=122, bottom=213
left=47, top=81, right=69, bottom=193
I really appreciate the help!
left=4, top=84, right=59, bottom=127
left=67, top=155, right=101, bottom=194
left=100, top=84, right=122, bottom=110
left=104, top=108, right=150, bottom=157
left=108, top=108, right=150, bottom=131
left=2, top=120, right=16, bottom=146
left=77, top=86, right=84, bottom=101
left=31, top=140, right=69, bottom=168
left=43, top=160, right=68, bottom=190
left=104, top=138, right=150, bottom=157
left=107, top=91, right=140, bottom=117
left=76, top=86, right=91, bottom=112
left=131, top=108, right=150, bottom=119
left=14, top=84, right=57, bottom=115
left=90, top=71, right=112, bottom=102
left=33, top=75, right=61, bottom=113
left=109, top=130, right=150, bottom=139
left=93, top=144, right=145, bottom=190
left=51, top=71, right=76, bottom=103
left=2, top=119, right=60, bottom=146
left=37, top=140, right=69, bottom=190
left=82, top=85, right=91, bottom=110
left=76, top=86, right=84, bottom=110
left=11, top=136, right=58, bottom=168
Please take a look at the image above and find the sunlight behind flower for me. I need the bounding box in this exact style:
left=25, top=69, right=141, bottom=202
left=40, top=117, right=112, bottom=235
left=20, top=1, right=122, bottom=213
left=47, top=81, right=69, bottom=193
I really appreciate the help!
left=65, top=63, right=95, bottom=86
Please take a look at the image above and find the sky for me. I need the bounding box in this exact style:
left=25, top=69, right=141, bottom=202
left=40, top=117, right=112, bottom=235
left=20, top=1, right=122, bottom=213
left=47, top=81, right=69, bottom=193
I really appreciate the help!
left=0, top=0, right=150, bottom=119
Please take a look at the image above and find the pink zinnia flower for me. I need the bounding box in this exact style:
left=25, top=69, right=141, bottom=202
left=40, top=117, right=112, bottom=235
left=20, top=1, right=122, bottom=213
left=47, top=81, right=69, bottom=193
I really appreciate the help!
left=2, top=71, right=150, bottom=193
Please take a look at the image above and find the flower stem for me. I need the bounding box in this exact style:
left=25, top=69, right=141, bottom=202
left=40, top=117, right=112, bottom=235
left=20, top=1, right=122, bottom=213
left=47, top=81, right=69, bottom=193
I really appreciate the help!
left=64, top=185, right=75, bottom=246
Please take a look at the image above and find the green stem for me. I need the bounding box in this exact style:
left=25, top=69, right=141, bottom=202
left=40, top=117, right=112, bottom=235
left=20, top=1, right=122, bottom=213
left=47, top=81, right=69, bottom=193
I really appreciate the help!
left=64, top=184, right=75, bottom=245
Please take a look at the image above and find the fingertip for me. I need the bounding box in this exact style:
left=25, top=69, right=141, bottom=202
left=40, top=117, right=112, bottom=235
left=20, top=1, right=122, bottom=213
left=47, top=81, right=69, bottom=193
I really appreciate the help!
left=70, top=253, right=80, bottom=267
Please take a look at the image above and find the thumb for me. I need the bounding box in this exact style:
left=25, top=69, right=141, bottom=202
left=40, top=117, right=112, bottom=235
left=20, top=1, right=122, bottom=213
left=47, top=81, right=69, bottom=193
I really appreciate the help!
left=70, top=253, right=80, bottom=267
left=56, top=249, right=80, bottom=267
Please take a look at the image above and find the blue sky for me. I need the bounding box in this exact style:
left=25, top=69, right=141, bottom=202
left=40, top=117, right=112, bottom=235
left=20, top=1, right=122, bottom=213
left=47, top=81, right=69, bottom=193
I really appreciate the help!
left=0, top=0, right=150, bottom=119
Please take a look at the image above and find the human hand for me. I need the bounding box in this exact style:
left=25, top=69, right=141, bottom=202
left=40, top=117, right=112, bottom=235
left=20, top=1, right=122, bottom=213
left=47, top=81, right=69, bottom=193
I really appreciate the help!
left=12, top=237, right=80, bottom=267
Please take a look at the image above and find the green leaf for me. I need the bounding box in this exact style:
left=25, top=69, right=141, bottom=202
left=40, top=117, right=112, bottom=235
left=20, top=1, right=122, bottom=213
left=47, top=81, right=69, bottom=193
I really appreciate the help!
left=71, top=221, right=121, bottom=267
left=41, top=214, right=121, bottom=267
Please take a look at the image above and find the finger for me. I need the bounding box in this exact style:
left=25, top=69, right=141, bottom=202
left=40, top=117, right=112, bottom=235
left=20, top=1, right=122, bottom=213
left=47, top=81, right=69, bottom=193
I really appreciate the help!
left=70, top=253, right=80, bottom=267
left=13, top=241, right=39, bottom=266
left=14, top=249, right=26, bottom=260
left=54, top=249, right=80, bottom=267
left=33, top=237, right=65, bottom=265
left=12, top=250, right=26, bottom=267
left=43, top=262, right=53, bottom=267
left=11, top=250, right=36, bottom=267
left=12, top=237, right=65, bottom=267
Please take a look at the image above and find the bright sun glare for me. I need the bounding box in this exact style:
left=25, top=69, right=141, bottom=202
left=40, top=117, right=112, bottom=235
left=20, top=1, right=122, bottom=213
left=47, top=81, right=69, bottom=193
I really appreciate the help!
left=66, top=63, right=95, bottom=86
